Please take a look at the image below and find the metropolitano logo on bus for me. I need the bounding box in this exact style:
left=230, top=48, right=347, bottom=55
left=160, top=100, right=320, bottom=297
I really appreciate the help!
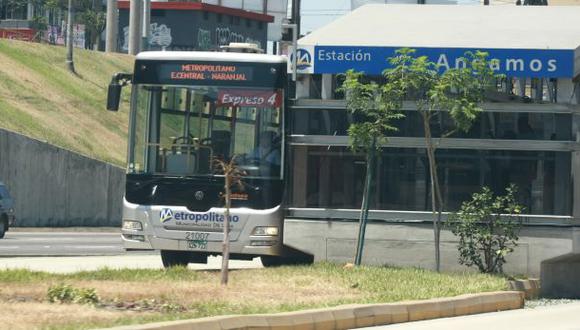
left=160, top=208, right=240, bottom=228
left=160, top=208, right=174, bottom=223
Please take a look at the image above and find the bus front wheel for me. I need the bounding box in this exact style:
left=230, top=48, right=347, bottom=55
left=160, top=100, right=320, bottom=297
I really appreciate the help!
left=160, top=250, right=190, bottom=268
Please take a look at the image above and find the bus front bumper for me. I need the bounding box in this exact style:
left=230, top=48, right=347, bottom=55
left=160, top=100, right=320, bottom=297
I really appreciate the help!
left=121, top=232, right=282, bottom=256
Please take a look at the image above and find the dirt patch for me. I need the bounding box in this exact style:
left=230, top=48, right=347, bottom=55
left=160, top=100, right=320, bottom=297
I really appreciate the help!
left=0, top=302, right=126, bottom=330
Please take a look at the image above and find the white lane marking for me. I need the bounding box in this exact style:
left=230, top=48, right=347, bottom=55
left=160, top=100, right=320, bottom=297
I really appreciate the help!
left=0, top=246, right=19, bottom=249
left=11, top=232, right=119, bottom=236
left=19, top=238, right=98, bottom=242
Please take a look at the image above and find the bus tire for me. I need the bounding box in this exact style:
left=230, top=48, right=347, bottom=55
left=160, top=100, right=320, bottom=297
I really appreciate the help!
left=160, top=250, right=190, bottom=268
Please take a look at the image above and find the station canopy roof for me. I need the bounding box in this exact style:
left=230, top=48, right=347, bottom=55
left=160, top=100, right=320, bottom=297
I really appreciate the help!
left=295, top=5, right=580, bottom=79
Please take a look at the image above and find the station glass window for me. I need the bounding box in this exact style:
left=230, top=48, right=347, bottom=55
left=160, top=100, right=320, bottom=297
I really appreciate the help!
left=291, top=109, right=573, bottom=141
left=289, top=146, right=571, bottom=215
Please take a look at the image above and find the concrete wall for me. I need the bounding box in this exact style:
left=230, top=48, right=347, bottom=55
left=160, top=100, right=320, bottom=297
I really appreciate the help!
left=284, top=219, right=578, bottom=276
left=0, top=128, right=125, bottom=226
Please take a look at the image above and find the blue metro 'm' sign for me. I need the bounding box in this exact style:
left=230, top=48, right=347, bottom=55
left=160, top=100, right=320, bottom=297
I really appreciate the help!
left=307, top=46, right=574, bottom=78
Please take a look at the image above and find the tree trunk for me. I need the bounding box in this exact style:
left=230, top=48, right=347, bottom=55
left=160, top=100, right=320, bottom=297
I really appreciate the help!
left=220, top=173, right=231, bottom=285
left=422, top=113, right=442, bottom=272
left=354, top=138, right=376, bottom=266
left=65, top=0, right=75, bottom=74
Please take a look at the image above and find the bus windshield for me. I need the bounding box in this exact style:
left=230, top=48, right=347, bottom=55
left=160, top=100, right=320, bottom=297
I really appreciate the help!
left=128, top=85, right=284, bottom=179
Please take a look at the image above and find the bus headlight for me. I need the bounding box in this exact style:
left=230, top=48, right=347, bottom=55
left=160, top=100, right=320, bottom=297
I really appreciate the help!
left=251, top=226, right=279, bottom=236
left=122, top=220, right=143, bottom=231
left=250, top=240, right=277, bottom=246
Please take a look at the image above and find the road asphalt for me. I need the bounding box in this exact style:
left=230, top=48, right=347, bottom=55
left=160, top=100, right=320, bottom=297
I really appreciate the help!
left=0, top=230, right=126, bottom=256
left=0, top=229, right=263, bottom=272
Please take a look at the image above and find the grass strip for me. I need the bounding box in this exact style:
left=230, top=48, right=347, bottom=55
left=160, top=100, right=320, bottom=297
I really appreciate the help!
left=0, top=263, right=507, bottom=329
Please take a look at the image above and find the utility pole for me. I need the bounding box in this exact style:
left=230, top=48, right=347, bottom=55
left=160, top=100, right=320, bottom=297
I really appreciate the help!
left=291, top=0, right=300, bottom=37
left=105, top=0, right=118, bottom=52
left=142, top=0, right=150, bottom=51
left=128, top=0, right=142, bottom=55
left=66, top=0, right=75, bottom=73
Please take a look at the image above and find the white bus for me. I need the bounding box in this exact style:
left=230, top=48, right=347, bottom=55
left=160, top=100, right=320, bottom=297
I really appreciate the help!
left=107, top=49, right=311, bottom=267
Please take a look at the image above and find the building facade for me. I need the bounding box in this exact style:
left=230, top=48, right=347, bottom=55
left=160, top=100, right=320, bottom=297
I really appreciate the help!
left=283, top=4, right=580, bottom=276
left=117, top=1, right=273, bottom=53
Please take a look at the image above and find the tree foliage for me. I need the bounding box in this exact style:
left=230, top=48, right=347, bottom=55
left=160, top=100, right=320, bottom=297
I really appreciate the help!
left=447, top=185, right=523, bottom=274
left=387, top=48, right=499, bottom=134
left=341, top=70, right=404, bottom=153
left=429, top=51, right=498, bottom=134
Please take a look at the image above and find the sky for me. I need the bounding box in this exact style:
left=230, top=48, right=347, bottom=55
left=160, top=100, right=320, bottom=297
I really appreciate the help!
left=297, top=0, right=492, bottom=35
left=300, top=0, right=352, bottom=34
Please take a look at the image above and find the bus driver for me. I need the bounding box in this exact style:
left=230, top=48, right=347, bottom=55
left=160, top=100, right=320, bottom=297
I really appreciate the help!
left=245, top=131, right=281, bottom=174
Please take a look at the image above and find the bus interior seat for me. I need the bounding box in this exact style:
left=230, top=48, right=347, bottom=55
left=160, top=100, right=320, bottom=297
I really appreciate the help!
left=166, top=136, right=196, bottom=175
left=166, top=153, right=196, bottom=175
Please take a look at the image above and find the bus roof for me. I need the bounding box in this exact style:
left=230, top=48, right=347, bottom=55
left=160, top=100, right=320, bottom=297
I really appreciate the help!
left=136, top=51, right=287, bottom=64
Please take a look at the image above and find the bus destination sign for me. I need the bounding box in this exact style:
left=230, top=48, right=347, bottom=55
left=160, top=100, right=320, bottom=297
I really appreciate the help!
left=170, top=64, right=254, bottom=82
left=134, top=60, right=287, bottom=88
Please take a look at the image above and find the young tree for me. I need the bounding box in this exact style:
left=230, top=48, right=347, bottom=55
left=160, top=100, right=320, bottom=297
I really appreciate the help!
left=386, top=49, right=499, bottom=272
left=341, top=49, right=500, bottom=269
left=340, top=70, right=405, bottom=266
left=447, top=185, right=523, bottom=274
left=214, top=157, right=245, bottom=285
left=65, top=0, right=75, bottom=73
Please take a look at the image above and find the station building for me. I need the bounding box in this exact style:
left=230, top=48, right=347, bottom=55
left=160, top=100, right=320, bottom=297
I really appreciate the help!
left=283, top=4, right=580, bottom=277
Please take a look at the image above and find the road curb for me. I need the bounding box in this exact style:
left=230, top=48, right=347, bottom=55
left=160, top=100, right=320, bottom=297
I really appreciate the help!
left=102, top=291, right=524, bottom=330
left=507, top=278, right=540, bottom=299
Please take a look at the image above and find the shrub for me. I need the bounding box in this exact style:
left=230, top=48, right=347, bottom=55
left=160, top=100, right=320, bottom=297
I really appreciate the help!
left=47, top=284, right=76, bottom=303
left=47, top=283, right=99, bottom=305
left=447, top=184, right=523, bottom=274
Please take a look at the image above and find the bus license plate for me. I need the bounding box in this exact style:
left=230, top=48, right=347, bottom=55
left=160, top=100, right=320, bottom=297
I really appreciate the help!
left=184, top=232, right=209, bottom=250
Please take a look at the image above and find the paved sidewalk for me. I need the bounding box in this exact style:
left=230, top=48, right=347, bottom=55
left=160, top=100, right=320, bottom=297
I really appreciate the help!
left=0, top=255, right=263, bottom=273
left=361, top=301, right=580, bottom=330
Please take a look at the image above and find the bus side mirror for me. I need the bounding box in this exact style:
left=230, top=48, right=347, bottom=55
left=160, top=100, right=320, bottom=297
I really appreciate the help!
left=106, top=73, right=133, bottom=112
left=107, top=82, right=122, bottom=111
